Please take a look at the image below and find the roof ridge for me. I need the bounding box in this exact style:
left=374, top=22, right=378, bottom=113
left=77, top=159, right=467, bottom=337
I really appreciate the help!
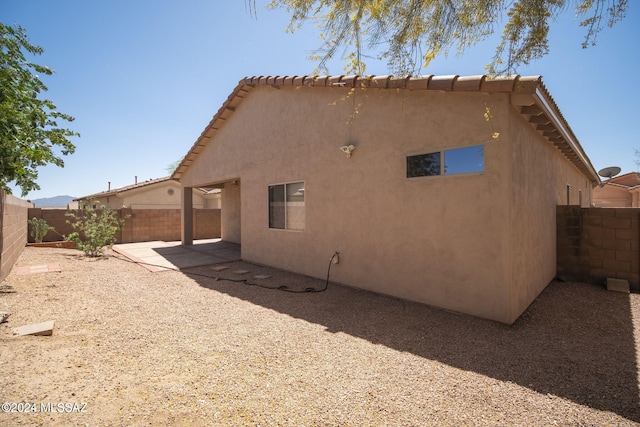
left=240, top=74, right=543, bottom=93
left=76, top=176, right=172, bottom=200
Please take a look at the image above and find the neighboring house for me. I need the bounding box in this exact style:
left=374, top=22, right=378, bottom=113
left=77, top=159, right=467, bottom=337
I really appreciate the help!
left=593, top=172, right=640, bottom=207
left=76, top=176, right=221, bottom=209
left=172, top=74, right=599, bottom=324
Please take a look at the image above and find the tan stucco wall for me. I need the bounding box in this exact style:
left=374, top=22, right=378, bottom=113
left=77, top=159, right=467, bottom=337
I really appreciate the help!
left=221, top=182, right=241, bottom=244
left=120, top=181, right=182, bottom=208
left=203, top=193, right=221, bottom=209
left=85, top=181, right=218, bottom=209
left=632, top=189, right=640, bottom=207
left=593, top=185, right=633, bottom=207
left=180, top=85, right=593, bottom=323
left=507, top=107, right=593, bottom=322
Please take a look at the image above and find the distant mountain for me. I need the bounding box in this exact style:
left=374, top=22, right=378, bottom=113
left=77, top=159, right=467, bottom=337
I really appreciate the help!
left=31, top=195, right=76, bottom=208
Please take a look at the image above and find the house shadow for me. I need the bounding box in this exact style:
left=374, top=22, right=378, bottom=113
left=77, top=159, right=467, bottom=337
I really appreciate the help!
left=183, top=262, right=639, bottom=422
left=151, top=241, right=241, bottom=269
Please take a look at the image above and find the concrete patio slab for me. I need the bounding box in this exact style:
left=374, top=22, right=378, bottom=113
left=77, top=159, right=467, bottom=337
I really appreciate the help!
left=113, top=239, right=241, bottom=272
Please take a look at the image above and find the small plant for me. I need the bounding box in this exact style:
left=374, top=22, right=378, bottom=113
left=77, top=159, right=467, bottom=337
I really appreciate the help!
left=65, top=201, right=128, bottom=257
left=27, top=217, right=55, bottom=243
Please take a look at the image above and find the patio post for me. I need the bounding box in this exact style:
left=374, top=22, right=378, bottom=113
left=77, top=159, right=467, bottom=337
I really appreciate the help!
left=181, top=187, right=193, bottom=245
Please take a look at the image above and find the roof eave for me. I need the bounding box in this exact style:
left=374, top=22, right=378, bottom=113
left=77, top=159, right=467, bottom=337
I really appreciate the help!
left=511, top=80, right=600, bottom=184
left=171, top=80, right=255, bottom=182
left=173, top=74, right=600, bottom=185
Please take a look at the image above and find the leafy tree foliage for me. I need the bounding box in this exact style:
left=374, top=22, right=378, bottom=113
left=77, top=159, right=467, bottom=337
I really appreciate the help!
left=166, top=157, right=184, bottom=175
left=256, top=0, right=628, bottom=75
left=65, top=201, right=128, bottom=257
left=0, top=23, right=79, bottom=196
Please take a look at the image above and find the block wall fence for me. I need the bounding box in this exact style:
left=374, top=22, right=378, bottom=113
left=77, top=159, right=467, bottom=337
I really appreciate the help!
left=557, top=205, right=640, bottom=292
left=0, top=191, right=32, bottom=282
left=27, top=208, right=221, bottom=244
left=14, top=204, right=639, bottom=293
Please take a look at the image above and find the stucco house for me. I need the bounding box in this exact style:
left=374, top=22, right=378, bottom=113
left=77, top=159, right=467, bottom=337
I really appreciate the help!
left=172, top=74, right=599, bottom=324
left=593, top=172, right=640, bottom=207
left=76, top=176, right=220, bottom=210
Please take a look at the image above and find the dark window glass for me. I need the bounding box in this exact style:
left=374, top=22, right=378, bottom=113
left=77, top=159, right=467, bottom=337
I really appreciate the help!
left=406, top=152, right=441, bottom=177
left=268, top=184, right=285, bottom=229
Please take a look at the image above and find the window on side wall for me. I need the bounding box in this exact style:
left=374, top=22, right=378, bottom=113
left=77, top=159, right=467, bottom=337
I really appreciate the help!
left=407, top=145, right=484, bottom=178
left=269, top=181, right=305, bottom=231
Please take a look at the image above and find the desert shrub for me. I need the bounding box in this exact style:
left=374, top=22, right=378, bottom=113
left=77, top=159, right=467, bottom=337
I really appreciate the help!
left=65, top=201, right=128, bottom=257
left=27, top=217, right=55, bottom=243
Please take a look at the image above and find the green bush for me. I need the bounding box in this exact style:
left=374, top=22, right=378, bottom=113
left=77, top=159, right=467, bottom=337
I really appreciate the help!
left=27, top=217, right=55, bottom=243
left=65, top=201, right=128, bottom=257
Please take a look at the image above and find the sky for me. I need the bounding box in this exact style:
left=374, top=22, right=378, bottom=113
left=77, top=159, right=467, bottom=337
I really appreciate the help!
left=2, top=0, right=640, bottom=199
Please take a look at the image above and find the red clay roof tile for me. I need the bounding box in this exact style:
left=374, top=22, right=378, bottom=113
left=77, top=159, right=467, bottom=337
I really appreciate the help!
left=453, top=75, right=485, bottom=91
left=370, top=75, right=391, bottom=88
left=428, top=75, right=458, bottom=91
left=405, top=76, right=431, bottom=90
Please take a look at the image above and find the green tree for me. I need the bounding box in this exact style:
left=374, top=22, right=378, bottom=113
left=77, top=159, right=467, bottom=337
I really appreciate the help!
left=0, top=23, right=79, bottom=196
left=65, top=201, right=128, bottom=257
left=166, top=157, right=184, bottom=175
left=256, top=0, right=628, bottom=75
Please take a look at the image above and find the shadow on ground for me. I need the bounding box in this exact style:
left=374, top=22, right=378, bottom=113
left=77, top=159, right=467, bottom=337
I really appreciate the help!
left=183, top=262, right=639, bottom=422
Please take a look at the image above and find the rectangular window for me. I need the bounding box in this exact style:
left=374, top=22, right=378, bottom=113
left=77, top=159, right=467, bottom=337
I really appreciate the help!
left=269, top=181, right=305, bottom=231
left=407, top=145, right=484, bottom=178
left=406, top=152, right=441, bottom=177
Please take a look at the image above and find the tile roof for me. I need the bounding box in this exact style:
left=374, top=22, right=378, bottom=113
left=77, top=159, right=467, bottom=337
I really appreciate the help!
left=605, top=172, right=640, bottom=188
left=171, top=75, right=599, bottom=183
left=76, top=176, right=218, bottom=201
left=75, top=176, right=173, bottom=201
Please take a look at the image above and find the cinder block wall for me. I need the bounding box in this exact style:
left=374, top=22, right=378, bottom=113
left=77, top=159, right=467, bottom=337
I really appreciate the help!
left=121, top=209, right=181, bottom=242
left=28, top=208, right=221, bottom=244
left=1, top=191, right=32, bottom=282
left=195, top=209, right=221, bottom=239
left=557, top=206, right=640, bottom=291
left=27, top=208, right=74, bottom=241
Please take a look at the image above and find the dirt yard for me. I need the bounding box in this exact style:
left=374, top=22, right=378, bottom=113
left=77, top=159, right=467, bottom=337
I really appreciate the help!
left=1, top=247, right=639, bottom=426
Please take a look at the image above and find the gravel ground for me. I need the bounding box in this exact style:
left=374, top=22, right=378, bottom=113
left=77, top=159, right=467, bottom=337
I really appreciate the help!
left=0, top=246, right=639, bottom=426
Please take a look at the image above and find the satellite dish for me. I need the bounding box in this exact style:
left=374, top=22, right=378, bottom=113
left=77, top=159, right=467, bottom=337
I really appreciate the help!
left=598, top=166, right=621, bottom=179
